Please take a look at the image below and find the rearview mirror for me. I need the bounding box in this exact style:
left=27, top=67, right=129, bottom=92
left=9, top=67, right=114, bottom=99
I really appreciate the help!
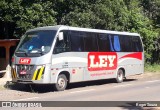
left=58, top=32, right=64, bottom=41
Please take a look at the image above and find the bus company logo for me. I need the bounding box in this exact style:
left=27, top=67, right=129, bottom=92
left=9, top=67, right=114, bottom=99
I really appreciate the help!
left=88, top=52, right=117, bottom=71
left=19, top=58, right=31, bottom=64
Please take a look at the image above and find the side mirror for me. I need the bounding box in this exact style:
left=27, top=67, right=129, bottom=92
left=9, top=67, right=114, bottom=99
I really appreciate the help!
left=58, top=32, right=64, bottom=41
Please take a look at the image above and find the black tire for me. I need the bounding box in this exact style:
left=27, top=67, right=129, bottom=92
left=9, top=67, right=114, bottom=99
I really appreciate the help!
left=115, top=69, right=124, bottom=83
left=0, top=72, right=5, bottom=78
left=24, top=84, right=36, bottom=92
left=24, top=84, right=31, bottom=88
left=24, top=84, right=35, bottom=88
left=54, top=74, right=67, bottom=91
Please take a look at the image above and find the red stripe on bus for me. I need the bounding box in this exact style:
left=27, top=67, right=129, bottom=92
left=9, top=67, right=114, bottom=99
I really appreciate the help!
left=119, top=52, right=142, bottom=60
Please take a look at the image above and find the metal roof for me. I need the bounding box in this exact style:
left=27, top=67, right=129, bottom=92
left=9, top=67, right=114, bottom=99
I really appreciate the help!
left=27, top=25, right=140, bottom=36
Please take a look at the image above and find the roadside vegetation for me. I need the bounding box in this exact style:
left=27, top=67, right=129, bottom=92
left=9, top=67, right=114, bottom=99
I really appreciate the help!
left=145, top=63, right=160, bottom=73
left=0, top=0, right=160, bottom=64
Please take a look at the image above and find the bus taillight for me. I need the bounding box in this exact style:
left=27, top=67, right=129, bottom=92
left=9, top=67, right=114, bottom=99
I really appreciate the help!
left=12, top=57, right=14, bottom=62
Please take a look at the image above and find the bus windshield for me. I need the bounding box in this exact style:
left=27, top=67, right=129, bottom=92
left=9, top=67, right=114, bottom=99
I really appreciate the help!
left=16, top=30, right=56, bottom=57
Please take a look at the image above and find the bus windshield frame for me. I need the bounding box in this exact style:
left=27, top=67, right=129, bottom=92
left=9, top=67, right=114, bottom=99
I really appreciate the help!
left=15, top=30, right=57, bottom=57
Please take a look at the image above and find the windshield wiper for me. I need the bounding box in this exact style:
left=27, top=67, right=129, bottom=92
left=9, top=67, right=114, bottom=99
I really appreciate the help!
left=16, top=50, right=26, bottom=53
left=15, top=50, right=28, bottom=57
left=30, top=49, right=45, bottom=55
left=15, top=49, right=46, bottom=57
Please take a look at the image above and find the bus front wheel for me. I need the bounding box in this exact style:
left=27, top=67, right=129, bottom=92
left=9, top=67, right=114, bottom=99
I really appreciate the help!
left=54, top=74, right=67, bottom=91
left=115, top=69, right=124, bottom=83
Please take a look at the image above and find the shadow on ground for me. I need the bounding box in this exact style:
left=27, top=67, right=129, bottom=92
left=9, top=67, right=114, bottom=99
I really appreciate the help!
left=3, top=78, right=137, bottom=93
left=67, top=78, right=137, bottom=90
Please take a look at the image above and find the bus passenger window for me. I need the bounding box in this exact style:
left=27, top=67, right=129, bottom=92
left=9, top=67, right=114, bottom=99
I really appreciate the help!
left=109, top=35, right=121, bottom=52
left=113, top=35, right=121, bottom=51
left=109, top=35, right=114, bottom=51
left=119, top=35, right=132, bottom=52
left=70, top=31, right=84, bottom=52
left=98, top=34, right=110, bottom=52
left=132, top=36, right=143, bottom=52
left=84, top=32, right=98, bottom=52
left=53, top=31, right=70, bottom=54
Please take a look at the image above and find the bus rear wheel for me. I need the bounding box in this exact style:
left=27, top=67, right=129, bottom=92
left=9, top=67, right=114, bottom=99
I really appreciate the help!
left=115, top=69, right=124, bottom=83
left=54, top=74, right=67, bottom=91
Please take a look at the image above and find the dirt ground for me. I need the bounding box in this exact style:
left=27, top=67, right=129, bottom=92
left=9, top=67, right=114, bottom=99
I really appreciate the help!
left=0, top=72, right=160, bottom=109
left=127, top=72, right=160, bottom=81
left=0, top=72, right=160, bottom=91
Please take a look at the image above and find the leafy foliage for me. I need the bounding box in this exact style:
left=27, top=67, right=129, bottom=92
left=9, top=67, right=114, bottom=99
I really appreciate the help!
left=0, top=0, right=160, bottom=63
left=0, top=0, right=57, bottom=35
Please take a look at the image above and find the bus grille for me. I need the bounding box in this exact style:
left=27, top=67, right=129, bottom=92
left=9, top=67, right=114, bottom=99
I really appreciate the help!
left=16, top=65, right=34, bottom=80
left=18, top=74, right=32, bottom=79
left=17, top=65, right=34, bottom=71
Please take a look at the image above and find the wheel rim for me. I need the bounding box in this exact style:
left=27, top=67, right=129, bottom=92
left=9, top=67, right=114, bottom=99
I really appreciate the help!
left=58, top=78, right=66, bottom=89
left=118, top=70, right=123, bottom=81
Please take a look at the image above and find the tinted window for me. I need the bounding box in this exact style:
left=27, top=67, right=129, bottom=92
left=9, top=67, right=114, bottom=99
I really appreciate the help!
left=113, top=35, right=121, bottom=51
left=70, top=31, right=84, bottom=51
left=98, top=34, right=110, bottom=52
left=132, top=36, right=143, bottom=52
left=16, top=30, right=56, bottom=57
left=119, top=35, right=132, bottom=52
left=84, top=32, right=98, bottom=52
left=109, top=34, right=121, bottom=52
left=54, top=30, right=70, bottom=54
left=18, top=31, right=55, bottom=52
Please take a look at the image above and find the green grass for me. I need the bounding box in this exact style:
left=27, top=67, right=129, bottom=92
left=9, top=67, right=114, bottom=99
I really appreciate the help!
left=145, top=64, right=160, bottom=72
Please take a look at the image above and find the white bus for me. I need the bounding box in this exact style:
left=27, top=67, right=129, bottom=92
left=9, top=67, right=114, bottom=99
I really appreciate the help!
left=11, top=25, right=144, bottom=91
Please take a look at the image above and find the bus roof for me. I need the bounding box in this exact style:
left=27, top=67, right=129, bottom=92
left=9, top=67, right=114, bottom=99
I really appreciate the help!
left=27, top=25, right=140, bottom=36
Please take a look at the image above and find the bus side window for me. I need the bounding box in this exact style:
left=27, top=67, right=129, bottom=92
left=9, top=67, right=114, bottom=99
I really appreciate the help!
left=132, top=36, right=143, bottom=52
left=119, top=35, right=132, bottom=52
left=84, top=32, right=98, bottom=52
left=53, top=30, right=70, bottom=54
left=109, top=34, right=121, bottom=52
left=109, top=35, right=114, bottom=51
left=98, top=34, right=110, bottom=52
left=70, top=31, right=84, bottom=51
left=113, top=35, right=121, bottom=51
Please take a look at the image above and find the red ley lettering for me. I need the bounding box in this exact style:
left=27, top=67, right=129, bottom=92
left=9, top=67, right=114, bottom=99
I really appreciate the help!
left=19, top=58, right=31, bottom=64
left=88, top=52, right=117, bottom=71
left=89, top=55, right=116, bottom=68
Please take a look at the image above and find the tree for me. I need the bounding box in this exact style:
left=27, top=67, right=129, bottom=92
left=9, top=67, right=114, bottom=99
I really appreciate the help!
left=0, top=0, right=159, bottom=63
left=0, top=0, right=23, bottom=38
left=0, top=0, right=57, bottom=38
left=140, top=0, right=160, bottom=63
left=60, top=0, right=158, bottom=62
